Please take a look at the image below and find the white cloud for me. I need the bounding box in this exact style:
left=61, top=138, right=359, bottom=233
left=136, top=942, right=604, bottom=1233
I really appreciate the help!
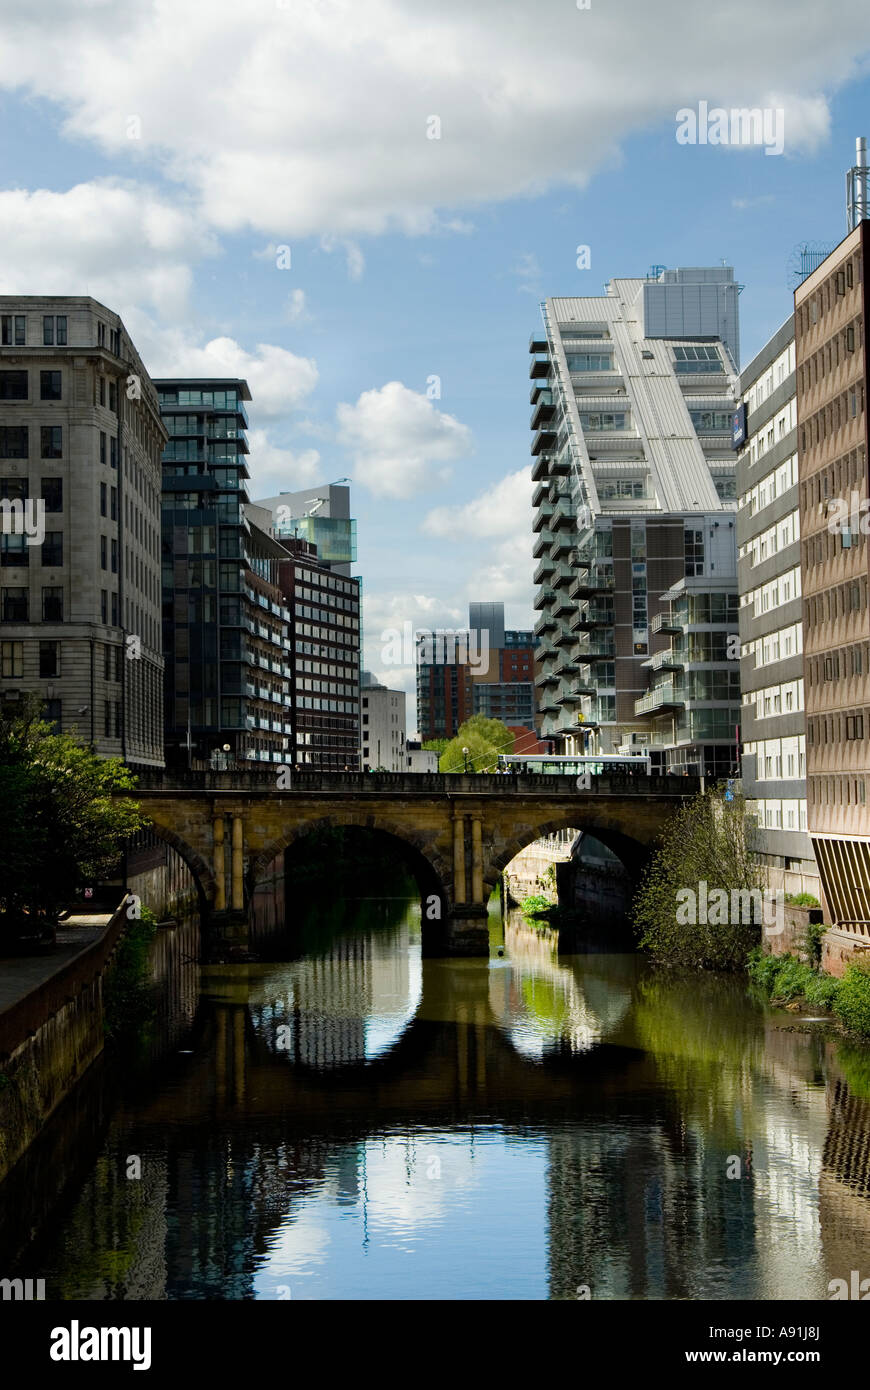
left=336, top=381, right=472, bottom=497
left=285, top=289, right=310, bottom=323
left=245, top=429, right=322, bottom=497
left=319, top=235, right=365, bottom=281
left=129, top=328, right=319, bottom=416
left=469, top=532, right=536, bottom=610
left=0, top=180, right=216, bottom=318
left=422, top=468, right=533, bottom=538
left=0, top=1, right=864, bottom=241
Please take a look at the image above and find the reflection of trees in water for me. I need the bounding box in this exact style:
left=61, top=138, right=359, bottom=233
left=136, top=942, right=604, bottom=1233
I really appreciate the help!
left=489, top=909, right=633, bottom=1057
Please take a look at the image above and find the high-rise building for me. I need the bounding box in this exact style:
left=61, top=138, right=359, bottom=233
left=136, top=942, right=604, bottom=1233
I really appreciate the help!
left=156, top=379, right=291, bottom=767
left=736, top=318, right=820, bottom=898
left=276, top=537, right=361, bottom=769
left=0, top=296, right=165, bottom=767
left=531, top=270, right=740, bottom=773
left=416, top=602, right=537, bottom=741
left=795, top=219, right=870, bottom=955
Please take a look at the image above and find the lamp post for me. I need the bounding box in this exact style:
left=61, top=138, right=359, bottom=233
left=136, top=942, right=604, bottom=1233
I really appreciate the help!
left=463, top=745, right=470, bottom=774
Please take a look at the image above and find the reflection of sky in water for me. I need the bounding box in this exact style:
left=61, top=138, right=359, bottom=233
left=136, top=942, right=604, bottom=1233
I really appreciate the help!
left=254, top=1132, right=549, bottom=1300
left=364, top=939, right=422, bottom=1060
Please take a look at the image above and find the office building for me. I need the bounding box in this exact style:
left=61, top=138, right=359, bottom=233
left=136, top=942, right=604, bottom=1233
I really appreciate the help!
left=736, top=318, right=820, bottom=897
left=276, top=537, right=361, bottom=769
left=531, top=270, right=740, bottom=772
left=156, top=379, right=291, bottom=766
left=416, top=601, right=537, bottom=741
left=256, top=482, right=356, bottom=575
left=360, top=674, right=406, bottom=771
left=0, top=296, right=165, bottom=767
left=795, top=215, right=870, bottom=950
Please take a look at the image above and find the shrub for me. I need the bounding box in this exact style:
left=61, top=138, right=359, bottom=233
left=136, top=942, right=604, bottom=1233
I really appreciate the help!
left=785, top=892, right=821, bottom=908
left=833, top=960, right=870, bottom=1037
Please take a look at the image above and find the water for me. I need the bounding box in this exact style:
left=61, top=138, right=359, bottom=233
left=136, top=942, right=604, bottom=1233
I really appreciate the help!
left=4, top=879, right=870, bottom=1301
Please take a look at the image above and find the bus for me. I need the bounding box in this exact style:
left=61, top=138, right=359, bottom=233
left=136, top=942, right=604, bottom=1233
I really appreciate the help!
left=496, top=752, right=652, bottom=777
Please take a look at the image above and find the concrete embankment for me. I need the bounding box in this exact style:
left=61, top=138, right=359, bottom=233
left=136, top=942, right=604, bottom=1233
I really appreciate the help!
left=0, top=903, right=126, bottom=1185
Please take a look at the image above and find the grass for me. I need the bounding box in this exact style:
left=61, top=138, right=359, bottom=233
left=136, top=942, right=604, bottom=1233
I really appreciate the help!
left=747, top=947, right=870, bottom=1036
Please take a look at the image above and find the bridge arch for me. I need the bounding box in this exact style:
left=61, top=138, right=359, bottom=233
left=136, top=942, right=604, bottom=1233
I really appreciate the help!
left=248, top=814, right=452, bottom=918
left=484, top=814, right=652, bottom=902
left=136, top=814, right=217, bottom=915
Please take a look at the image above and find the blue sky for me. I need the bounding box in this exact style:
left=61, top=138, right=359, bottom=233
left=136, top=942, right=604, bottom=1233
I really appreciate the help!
left=2, top=0, right=870, bottom=726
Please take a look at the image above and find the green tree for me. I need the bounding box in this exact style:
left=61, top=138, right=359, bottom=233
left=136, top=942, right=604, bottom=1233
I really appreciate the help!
left=439, top=715, right=514, bottom=774
left=0, top=697, right=144, bottom=947
left=632, top=789, right=764, bottom=970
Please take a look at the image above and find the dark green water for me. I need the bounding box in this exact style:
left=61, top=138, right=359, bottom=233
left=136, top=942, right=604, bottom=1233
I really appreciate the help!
left=3, top=878, right=870, bottom=1300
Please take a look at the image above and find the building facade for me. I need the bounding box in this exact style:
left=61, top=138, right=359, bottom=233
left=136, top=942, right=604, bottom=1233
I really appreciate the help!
left=156, top=379, right=291, bottom=767
left=0, top=296, right=165, bottom=767
left=416, top=602, right=537, bottom=741
left=795, top=222, right=870, bottom=946
left=360, top=675, right=406, bottom=771
left=276, top=538, right=361, bottom=770
left=736, top=318, right=820, bottom=897
left=531, top=270, right=740, bottom=773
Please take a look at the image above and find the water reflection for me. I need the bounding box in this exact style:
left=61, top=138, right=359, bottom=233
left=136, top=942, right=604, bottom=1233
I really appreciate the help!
left=4, top=884, right=870, bottom=1300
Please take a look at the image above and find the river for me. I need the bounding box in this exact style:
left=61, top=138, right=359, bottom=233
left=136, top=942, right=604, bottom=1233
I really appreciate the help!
left=3, top=869, right=870, bottom=1301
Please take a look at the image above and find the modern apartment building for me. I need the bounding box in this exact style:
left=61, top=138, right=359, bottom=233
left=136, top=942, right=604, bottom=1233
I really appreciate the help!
left=0, top=296, right=165, bottom=767
left=795, top=219, right=870, bottom=951
left=531, top=269, right=740, bottom=773
left=156, top=379, right=291, bottom=766
left=257, top=482, right=356, bottom=576
left=276, top=536, right=361, bottom=769
left=736, top=318, right=820, bottom=897
left=416, top=602, right=537, bottom=741
left=360, top=674, right=406, bottom=771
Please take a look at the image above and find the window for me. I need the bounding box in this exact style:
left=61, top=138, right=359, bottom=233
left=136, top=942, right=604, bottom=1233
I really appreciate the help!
left=673, top=344, right=722, bottom=373
left=110, top=438, right=118, bottom=469
left=104, top=700, right=111, bottom=738
left=39, top=641, right=59, bottom=678
left=110, top=487, right=117, bottom=521
left=1, top=587, right=28, bottom=621
left=42, top=315, right=66, bottom=346
left=41, top=532, right=63, bottom=566
left=1, top=640, right=22, bottom=677
left=578, top=412, right=627, bottom=431
left=0, top=426, right=28, bottom=458
left=110, top=538, right=118, bottom=573
left=42, top=587, right=63, bottom=621
left=0, top=371, right=28, bottom=400
left=566, top=353, right=613, bottom=372
left=1, top=533, right=28, bottom=566
left=101, top=589, right=108, bottom=623
left=100, top=482, right=107, bottom=517
left=40, top=371, right=62, bottom=401
left=43, top=699, right=61, bottom=733
left=101, top=536, right=107, bottom=570
left=111, top=592, right=118, bottom=625
left=99, top=432, right=106, bottom=466
left=41, top=477, right=62, bottom=512
left=40, top=426, right=62, bottom=459
left=1, top=315, right=25, bottom=346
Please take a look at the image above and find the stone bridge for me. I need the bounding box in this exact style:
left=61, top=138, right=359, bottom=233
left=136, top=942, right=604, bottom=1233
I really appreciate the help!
left=129, top=770, right=699, bottom=955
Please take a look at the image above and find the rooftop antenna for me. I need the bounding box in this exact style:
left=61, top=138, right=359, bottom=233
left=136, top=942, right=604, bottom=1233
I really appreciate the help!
left=847, top=136, right=869, bottom=231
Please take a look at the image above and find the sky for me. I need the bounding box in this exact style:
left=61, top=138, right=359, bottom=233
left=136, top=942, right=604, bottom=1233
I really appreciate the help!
left=3, top=0, right=870, bottom=728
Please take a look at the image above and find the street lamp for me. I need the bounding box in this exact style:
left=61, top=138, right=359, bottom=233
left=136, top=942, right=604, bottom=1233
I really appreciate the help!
left=463, top=746, right=470, bottom=774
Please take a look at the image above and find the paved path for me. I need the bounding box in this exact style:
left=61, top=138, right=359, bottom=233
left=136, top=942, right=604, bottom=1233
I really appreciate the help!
left=0, top=912, right=113, bottom=1015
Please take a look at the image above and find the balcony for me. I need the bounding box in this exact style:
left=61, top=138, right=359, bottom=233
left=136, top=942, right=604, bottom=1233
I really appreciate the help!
left=535, top=668, right=560, bottom=690
left=552, top=591, right=573, bottom=617
left=643, top=648, right=682, bottom=672
left=529, top=334, right=548, bottom=353
left=530, top=393, right=555, bottom=430
left=529, top=353, right=550, bottom=379
left=533, top=555, right=556, bottom=584
left=575, top=640, right=616, bottom=662
left=571, top=604, right=614, bottom=630
left=531, top=454, right=553, bottom=483
left=532, top=529, right=555, bottom=558
left=531, top=426, right=557, bottom=455
left=551, top=530, right=573, bottom=557
left=569, top=571, right=614, bottom=599
left=533, top=586, right=556, bottom=611
left=552, top=496, right=576, bottom=528
left=533, top=501, right=555, bottom=530
left=532, top=480, right=550, bottom=508
left=534, top=611, right=557, bottom=637
left=634, top=684, right=685, bottom=715
left=650, top=611, right=682, bottom=635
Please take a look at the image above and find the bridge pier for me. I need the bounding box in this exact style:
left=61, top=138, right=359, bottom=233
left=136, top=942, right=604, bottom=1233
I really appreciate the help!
left=445, top=905, right=490, bottom=957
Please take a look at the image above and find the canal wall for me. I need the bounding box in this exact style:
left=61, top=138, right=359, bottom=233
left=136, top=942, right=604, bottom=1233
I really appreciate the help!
left=503, top=834, right=574, bottom=905
left=0, top=902, right=127, bottom=1186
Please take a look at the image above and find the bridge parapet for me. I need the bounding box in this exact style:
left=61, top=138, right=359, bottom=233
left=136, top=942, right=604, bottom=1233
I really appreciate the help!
left=133, top=769, right=701, bottom=798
